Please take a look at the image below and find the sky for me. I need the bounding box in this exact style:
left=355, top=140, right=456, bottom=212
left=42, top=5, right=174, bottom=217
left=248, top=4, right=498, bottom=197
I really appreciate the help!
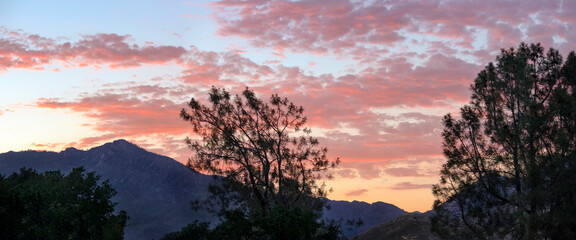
left=1, top=0, right=575, bottom=212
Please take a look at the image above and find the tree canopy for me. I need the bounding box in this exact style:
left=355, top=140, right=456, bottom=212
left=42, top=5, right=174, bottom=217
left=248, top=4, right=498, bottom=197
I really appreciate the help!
left=0, top=167, right=128, bottom=240
left=179, top=87, right=343, bottom=239
left=181, top=87, right=339, bottom=216
left=432, top=43, right=576, bottom=239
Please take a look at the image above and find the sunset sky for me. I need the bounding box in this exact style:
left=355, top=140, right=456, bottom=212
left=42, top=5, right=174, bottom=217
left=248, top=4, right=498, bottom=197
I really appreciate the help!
left=1, top=0, right=575, bottom=212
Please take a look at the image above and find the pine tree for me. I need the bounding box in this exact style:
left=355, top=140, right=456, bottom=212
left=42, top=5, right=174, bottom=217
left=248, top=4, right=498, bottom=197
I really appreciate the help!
left=180, top=87, right=340, bottom=217
left=432, top=43, right=576, bottom=239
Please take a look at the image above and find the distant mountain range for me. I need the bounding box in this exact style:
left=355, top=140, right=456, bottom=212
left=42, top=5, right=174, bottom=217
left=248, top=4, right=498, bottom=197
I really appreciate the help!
left=0, top=139, right=408, bottom=239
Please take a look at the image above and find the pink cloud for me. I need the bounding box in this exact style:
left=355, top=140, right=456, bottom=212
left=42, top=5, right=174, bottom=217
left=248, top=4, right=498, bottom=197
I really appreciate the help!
left=11, top=27, right=482, bottom=179
left=169, top=48, right=475, bottom=167
left=209, top=0, right=576, bottom=64
left=32, top=77, right=446, bottom=177
left=336, top=162, right=384, bottom=180
left=73, top=33, right=186, bottom=67
left=10, top=16, right=536, bottom=180
left=0, top=28, right=186, bottom=71
left=211, top=0, right=406, bottom=56
left=384, top=167, right=421, bottom=177
left=390, top=182, right=433, bottom=190
left=180, top=47, right=275, bottom=85
left=334, top=169, right=358, bottom=179
left=36, top=84, right=190, bottom=136
left=33, top=84, right=204, bottom=162
left=345, top=189, right=368, bottom=197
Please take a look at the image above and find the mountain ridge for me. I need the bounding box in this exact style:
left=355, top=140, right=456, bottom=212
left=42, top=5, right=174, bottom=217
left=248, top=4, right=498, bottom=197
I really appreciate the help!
left=0, top=139, right=407, bottom=239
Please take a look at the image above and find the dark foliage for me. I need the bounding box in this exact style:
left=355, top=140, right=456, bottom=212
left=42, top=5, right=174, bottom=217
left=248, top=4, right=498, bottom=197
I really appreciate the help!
left=160, top=221, right=211, bottom=240
left=162, top=206, right=342, bottom=240
left=0, top=167, right=128, bottom=240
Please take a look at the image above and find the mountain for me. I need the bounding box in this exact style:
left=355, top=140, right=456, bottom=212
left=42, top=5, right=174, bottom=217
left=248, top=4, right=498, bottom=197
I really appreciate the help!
left=323, top=200, right=406, bottom=237
left=0, top=139, right=407, bottom=239
left=0, top=140, right=215, bottom=240
left=351, top=213, right=441, bottom=240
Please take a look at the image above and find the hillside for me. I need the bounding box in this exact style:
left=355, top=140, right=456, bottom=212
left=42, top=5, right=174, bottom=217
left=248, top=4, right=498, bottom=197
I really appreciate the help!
left=351, top=213, right=441, bottom=240
left=0, top=139, right=407, bottom=239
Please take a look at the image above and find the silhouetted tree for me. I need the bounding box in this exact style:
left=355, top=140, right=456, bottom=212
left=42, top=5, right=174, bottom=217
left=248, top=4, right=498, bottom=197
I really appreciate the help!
left=0, top=167, right=128, bottom=240
left=179, top=87, right=343, bottom=239
left=181, top=87, right=340, bottom=217
left=432, top=43, right=576, bottom=239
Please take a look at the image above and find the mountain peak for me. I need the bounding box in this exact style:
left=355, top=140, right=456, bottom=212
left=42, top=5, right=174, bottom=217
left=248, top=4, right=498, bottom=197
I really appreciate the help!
left=98, top=139, right=144, bottom=153
left=62, top=147, right=82, bottom=154
left=111, top=139, right=132, bottom=145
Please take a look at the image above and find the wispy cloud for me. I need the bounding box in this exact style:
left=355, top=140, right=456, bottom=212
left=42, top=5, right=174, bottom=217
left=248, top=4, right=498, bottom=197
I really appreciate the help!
left=391, top=182, right=434, bottom=190
left=345, top=188, right=368, bottom=197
